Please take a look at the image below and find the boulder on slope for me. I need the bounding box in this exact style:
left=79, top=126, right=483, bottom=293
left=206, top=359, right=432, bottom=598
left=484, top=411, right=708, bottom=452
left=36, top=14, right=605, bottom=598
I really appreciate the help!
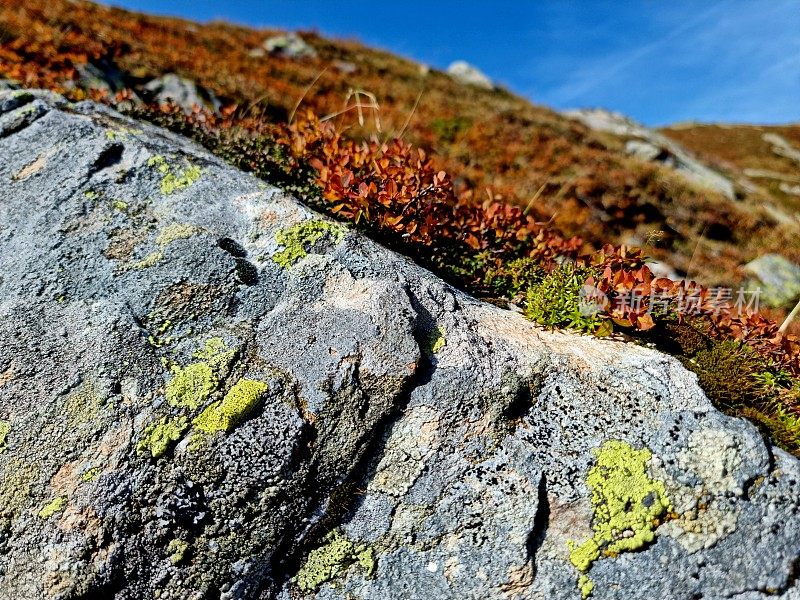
left=0, top=91, right=798, bottom=600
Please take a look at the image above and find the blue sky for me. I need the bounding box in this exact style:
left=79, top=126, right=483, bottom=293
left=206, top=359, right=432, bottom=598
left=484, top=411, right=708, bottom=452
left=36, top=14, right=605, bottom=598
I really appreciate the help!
left=99, top=1, right=800, bottom=126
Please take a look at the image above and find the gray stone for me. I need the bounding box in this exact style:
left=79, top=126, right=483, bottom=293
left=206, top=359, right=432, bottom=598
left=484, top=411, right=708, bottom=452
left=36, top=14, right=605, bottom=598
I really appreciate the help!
left=262, top=33, right=317, bottom=59
left=74, top=61, right=126, bottom=94
left=0, top=91, right=798, bottom=600
left=744, top=253, right=800, bottom=307
left=332, top=60, right=357, bottom=74
left=446, top=60, right=494, bottom=89
left=142, top=73, right=221, bottom=114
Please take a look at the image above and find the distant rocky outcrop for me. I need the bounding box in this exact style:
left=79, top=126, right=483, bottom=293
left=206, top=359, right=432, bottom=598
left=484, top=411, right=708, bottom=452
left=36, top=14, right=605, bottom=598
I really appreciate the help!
left=256, top=32, right=318, bottom=60
left=744, top=253, right=800, bottom=308
left=1, top=91, right=799, bottom=599
left=565, top=108, right=737, bottom=200
left=141, top=73, right=221, bottom=114
left=446, top=60, right=494, bottom=89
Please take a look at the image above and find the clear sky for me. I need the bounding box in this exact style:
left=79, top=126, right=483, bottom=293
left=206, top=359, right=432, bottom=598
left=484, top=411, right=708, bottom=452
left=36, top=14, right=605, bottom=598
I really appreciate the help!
left=98, top=0, right=800, bottom=126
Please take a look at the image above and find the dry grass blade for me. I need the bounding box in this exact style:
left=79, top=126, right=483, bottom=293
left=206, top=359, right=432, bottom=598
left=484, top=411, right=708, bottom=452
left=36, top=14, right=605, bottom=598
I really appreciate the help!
left=288, top=66, right=328, bottom=125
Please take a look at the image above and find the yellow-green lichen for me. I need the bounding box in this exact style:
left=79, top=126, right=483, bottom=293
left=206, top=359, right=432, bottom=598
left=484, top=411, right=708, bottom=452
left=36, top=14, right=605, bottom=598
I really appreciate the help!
left=167, top=538, right=189, bottom=564
left=424, top=326, right=446, bottom=356
left=164, top=339, right=237, bottom=410
left=137, top=416, right=188, bottom=458
left=105, top=127, right=142, bottom=141
left=294, top=530, right=376, bottom=592
left=166, top=363, right=217, bottom=410
left=0, top=420, right=9, bottom=453
left=148, top=155, right=203, bottom=196
left=567, top=440, right=672, bottom=596
left=192, top=337, right=236, bottom=373
left=273, top=220, right=345, bottom=268
left=125, top=223, right=201, bottom=271
left=38, top=496, right=66, bottom=519
left=147, top=319, right=174, bottom=349
left=156, top=223, right=200, bottom=248
left=578, top=574, right=594, bottom=599
left=128, top=250, right=163, bottom=271
left=0, top=458, right=39, bottom=525
left=193, top=379, right=268, bottom=434
left=111, top=199, right=128, bottom=212
left=355, top=546, right=376, bottom=577
left=63, top=383, right=105, bottom=428
left=81, top=466, right=102, bottom=482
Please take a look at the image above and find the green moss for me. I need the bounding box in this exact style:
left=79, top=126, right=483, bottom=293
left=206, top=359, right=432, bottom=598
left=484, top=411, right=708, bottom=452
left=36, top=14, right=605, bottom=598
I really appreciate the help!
left=431, top=116, right=472, bottom=143
left=273, top=220, right=345, bottom=268
left=0, top=420, right=9, bottom=453
left=148, top=155, right=203, bottom=196
left=525, top=264, right=603, bottom=333
left=740, top=402, right=800, bottom=456
left=166, top=363, right=217, bottom=409
left=687, top=340, right=763, bottom=409
left=167, top=538, right=189, bottom=564
left=484, top=256, right=545, bottom=298
left=38, top=495, right=66, bottom=519
left=137, top=416, right=188, bottom=458
left=294, top=530, right=376, bottom=592
left=567, top=441, right=671, bottom=596
left=193, top=379, right=268, bottom=434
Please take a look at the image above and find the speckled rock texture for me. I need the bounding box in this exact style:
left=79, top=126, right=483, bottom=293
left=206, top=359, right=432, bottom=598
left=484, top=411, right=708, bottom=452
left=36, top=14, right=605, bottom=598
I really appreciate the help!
left=0, top=91, right=798, bottom=600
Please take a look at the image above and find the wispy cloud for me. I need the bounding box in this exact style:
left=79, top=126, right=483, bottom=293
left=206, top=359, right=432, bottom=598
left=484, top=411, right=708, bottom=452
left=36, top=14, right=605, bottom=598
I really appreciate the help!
left=545, top=3, right=728, bottom=105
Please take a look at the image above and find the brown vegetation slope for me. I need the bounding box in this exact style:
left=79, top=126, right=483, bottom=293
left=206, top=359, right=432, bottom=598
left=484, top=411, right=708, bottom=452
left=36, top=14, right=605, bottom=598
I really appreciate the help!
left=3, top=0, right=800, bottom=296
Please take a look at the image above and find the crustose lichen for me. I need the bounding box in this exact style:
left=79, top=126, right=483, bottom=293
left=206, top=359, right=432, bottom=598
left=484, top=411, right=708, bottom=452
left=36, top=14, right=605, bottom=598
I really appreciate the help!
left=272, top=219, right=345, bottom=268
left=294, top=530, right=376, bottom=592
left=567, top=440, right=672, bottom=597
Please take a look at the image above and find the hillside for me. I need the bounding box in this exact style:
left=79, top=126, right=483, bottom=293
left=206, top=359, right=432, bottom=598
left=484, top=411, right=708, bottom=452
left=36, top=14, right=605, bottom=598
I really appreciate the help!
left=3, top=0, right=800, bottom=296
left=2, top=2, right=800, bottom=452
left=662, top=122, right=800, bottom=214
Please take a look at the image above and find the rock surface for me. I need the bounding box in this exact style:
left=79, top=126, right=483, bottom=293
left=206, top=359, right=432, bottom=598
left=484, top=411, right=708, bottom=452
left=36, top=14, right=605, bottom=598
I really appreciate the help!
left=1, top=91, right=799, bottom=600
left=142, top=74, right=221, bottom=114
left=744, top=253, right=800, bottom=308
left=446, top=61, right=494, bottom=89
left=260, top=33, right=318, bottom=60
left=565, top=108, right=737, bottom=200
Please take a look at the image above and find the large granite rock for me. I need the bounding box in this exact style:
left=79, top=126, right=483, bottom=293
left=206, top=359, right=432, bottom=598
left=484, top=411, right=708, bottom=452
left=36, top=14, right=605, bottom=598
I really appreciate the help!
left=0, top=91, right=798, bottom=600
